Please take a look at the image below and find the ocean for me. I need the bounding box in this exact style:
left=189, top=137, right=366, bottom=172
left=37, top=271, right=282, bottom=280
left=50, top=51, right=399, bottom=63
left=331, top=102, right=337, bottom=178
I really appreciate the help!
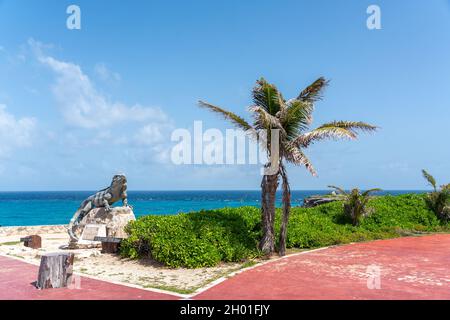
left=0, top=190, right=425, bottom=227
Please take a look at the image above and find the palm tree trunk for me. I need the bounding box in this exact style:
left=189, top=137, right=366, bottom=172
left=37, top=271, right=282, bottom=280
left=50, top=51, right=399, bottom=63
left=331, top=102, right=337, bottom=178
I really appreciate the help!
left=279, top=163, right=291, bottom=256
left=259, top=172, right=279, bottom=255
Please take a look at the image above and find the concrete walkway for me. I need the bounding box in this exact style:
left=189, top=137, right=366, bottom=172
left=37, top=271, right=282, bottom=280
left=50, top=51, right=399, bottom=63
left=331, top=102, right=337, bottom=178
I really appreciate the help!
left=1, top=234, right=449, bottom=300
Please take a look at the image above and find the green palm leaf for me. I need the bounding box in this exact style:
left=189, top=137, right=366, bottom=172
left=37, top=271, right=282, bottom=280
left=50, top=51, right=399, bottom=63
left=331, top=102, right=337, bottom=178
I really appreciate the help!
left=248, top=105, right=286, bottom=135
left=297, top=77, right=329, bottom=103
left=328, top=185, right=347, bottom=195
left=283, top=144, right=317, bottom=176
left=295, top=121, right=377, bottom=147
left=252, top=78, right=282, bottom=115
left=362, top=188, right=382, bottom=197
left=198, top=100, right=253, bottom=132
left=422, top=169, right=437, bottom=191
left=281, top=99, right=314, bottom=140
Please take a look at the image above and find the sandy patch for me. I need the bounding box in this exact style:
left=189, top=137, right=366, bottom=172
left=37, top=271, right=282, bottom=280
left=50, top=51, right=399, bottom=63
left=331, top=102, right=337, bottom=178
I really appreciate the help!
left=0, top=226, right=250, bottom=294
left=0, top=225, right=67, bottom=237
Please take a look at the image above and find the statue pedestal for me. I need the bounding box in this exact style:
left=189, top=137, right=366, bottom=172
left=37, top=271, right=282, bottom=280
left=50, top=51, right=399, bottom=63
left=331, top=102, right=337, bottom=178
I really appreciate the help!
left=68, top=207, right=135, bottom=249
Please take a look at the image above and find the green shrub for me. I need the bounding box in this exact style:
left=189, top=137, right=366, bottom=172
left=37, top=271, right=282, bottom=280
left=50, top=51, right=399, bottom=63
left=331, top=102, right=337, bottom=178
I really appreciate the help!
left=362, top=194, right=441, bottom=230
left=120, top=207, right=261, bottom=268
left=121, top=194, right=449, bottom=268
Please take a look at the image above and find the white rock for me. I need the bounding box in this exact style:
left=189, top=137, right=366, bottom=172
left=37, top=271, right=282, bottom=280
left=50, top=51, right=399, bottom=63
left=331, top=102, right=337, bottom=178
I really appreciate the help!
left=71, top=206, right=136, bottom=241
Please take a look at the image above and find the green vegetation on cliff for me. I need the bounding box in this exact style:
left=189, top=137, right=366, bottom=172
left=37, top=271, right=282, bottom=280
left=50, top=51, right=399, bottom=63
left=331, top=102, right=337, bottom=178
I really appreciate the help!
left=120, top=194, right=449, bottom=268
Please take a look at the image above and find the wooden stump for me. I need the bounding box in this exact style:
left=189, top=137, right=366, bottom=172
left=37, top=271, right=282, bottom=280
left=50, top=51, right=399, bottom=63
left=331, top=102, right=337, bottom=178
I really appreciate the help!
left=36, top=252, right=74, bottom=289
left=20, top=235, right=42, bottom=249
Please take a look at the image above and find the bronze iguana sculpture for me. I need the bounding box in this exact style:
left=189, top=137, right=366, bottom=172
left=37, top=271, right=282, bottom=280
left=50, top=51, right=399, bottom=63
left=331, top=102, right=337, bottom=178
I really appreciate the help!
left=67, top=174, right=129, bottom=242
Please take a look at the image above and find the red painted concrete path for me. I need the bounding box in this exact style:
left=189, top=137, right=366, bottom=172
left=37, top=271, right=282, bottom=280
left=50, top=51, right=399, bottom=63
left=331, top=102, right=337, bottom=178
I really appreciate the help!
left=0, top=255, right=178, bottom=300
left=194, top=234, right=450, bottom=300
left=1, top=235, right=449, bottom=300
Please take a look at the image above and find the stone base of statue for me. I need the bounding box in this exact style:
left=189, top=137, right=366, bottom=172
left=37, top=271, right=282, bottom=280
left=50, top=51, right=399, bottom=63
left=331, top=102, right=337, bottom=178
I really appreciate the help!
left=68, top=206, right=135, bottom=249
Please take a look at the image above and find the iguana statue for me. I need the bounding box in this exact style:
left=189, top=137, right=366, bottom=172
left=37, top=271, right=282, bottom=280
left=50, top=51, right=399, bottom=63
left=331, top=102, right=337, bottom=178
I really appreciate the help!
left=68, top=174, right=129, bottom=242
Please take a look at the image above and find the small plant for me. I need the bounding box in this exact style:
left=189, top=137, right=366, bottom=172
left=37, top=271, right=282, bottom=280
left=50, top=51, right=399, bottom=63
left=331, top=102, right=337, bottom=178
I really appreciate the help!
left=422, top=169, right=450, bottom=222
left=328, top=186, right=381, bottom=226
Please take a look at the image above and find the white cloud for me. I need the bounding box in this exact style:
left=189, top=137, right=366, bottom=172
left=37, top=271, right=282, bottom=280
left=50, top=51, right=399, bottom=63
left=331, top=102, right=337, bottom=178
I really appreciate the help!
left=94, top=63, right=121, bottom=83
left=134, top=124, right=164, bottom=146
left=0, top=104, right=36, bottom=157
left=26, top=38, right=175, bottom=167
left=29, top=38, right=168, bottom=129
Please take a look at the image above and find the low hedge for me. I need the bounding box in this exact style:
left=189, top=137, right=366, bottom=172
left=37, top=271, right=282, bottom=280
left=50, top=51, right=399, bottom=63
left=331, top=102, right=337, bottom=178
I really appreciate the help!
left=120, top=207, right=261, bottom=268
left=120, top=194, right=449, bottom=268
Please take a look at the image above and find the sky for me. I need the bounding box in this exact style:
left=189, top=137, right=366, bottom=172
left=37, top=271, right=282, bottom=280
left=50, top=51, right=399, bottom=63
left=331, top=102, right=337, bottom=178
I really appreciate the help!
left=0, top=0, right=449, bottom=191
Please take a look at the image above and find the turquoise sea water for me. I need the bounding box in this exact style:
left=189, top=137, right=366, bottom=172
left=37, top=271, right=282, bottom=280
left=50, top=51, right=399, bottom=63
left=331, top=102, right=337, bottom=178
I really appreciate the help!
left=0, top=190, right=425, bottom=227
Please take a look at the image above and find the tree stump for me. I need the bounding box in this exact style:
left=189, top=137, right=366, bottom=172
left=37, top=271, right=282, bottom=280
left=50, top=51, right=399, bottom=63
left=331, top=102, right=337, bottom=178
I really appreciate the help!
left=36, top=252, right=74, bottom=289
left=20, top=235, right=42, bottom=249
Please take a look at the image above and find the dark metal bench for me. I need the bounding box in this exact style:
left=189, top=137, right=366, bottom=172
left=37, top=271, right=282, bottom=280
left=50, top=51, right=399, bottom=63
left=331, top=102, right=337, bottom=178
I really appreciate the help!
left=94, top=236, right=123, bottom=254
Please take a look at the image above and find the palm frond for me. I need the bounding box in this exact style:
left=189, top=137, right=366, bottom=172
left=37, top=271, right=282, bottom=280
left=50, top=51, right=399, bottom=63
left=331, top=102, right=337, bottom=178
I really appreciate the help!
left=295, top=127, right=356, bottom=147
left=252, top=78, right=282, bottom=115
left=328, top=121, right=378, bottom=133
left=362, top=188, right=382, bottom=197
left=297, top=77, right=329, bottom=103
left=281, top=99, right=314, bottom=139
left=328, top=185, right=347, bottom=195
left=283, top=144, right=316, bottom=176
left=422, top=169, right=437, bottom=191
left=275, top=96, right=289, bottom=122
left=198, top=100, right=253, bottom=132
left=248, top=105, right=286, bottom=135
left=294, top=121, right=377, bottom=147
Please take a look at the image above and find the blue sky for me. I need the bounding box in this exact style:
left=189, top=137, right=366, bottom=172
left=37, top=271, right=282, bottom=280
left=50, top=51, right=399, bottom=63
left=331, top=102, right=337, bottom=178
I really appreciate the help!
left=0, top=0, right=449, bottom=191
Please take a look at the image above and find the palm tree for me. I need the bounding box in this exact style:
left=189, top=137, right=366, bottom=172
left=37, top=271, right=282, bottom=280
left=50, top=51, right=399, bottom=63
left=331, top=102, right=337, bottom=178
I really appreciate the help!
left=422, top=169, right=450, bottom=222
left=328, top=186, right=381, bottom=226
left=199, top=77, right=377, bottom=256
